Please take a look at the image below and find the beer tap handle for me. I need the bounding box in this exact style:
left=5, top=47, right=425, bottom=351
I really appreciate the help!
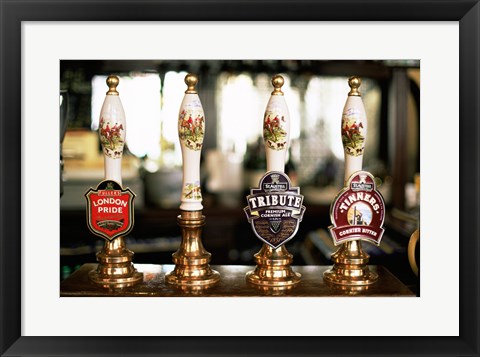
left=341, top=76, right=367, bottom=183
left=98, top=75, right=126, bottom=186
left=263, top=75, right=290, bottom=173
left=166, top=74, right=220, bottom=287
left=87, top=75, right=143, bottom=288
left=178, top=74, right=204, bottom=211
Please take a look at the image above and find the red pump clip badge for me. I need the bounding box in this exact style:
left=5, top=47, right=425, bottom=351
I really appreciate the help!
left=85, top=180, right=135, bottom=241
left=329, top=171, right=385, bottom=246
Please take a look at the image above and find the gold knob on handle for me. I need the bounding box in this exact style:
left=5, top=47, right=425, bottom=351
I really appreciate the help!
left=271, top=74, right=284, bottom=95
left=106, top=75, right=120, bottom=96
left=185, top=73, right=198, bottom=94
left=348, top=76, right=361, bottom=96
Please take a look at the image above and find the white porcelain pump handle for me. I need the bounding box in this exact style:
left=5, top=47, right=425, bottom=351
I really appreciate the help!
left=178, top=74, right=205, bottom=211
left=263, top=75, right=290, bottom=173
left=98, top=75, right=126, bottom=186
left=341, top=76, right=368, bottom=183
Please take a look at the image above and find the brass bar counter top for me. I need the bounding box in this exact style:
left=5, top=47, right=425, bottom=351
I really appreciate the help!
left=60, top=264, right=415, bottom=297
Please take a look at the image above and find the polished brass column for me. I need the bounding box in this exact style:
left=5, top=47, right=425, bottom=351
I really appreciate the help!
left=89, top=237, right=142, bottom=288
left=246, top=244, right=301, bottom=287
left=165, top=211, right=220, bottom=286
left=323, top=240, right=378, bottom=286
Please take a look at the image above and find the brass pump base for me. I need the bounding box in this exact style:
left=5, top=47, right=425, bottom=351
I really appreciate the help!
left=89, top=237, right=143, bottom=288
left=246, top=244, right=301, bottom=287
left=165, top=210, right=220, bottom=287
left=323, top=240, right=378, bottom=286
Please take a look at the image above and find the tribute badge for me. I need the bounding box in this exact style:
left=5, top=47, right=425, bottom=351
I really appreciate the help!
left=245, top=171, right=305, bottom=249
left=245, top=75, right=304, bottom=288
left=85, top=180, right=135, bottom=241
left=329, top=171, right=385, bottom=246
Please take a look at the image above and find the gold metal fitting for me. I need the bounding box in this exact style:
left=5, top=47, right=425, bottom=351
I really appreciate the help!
left=246, top=244, right=301, bottom=287
left=271, top=74, right=285, bottom=95
left=184, top=73, right=198, bottom=94
left=323, top=240, right=378, bottom=286
left=89, top=237, right=143, bottom=288
left=324, top=280, right=370, bottom=296
left=106, top=75, right=120, bottom=96
left=348, top=76, right=361, bottom=96
left=250, top=283, right=295, bottom=296
left=165, top=210, right=220, bottom=287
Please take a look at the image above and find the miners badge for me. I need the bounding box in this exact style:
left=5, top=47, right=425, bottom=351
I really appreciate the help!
left=85, top=180, right=135, bottom=241
left=330, top=171, right=385, bottom=246
left=244, top=171, right=306, bottom=249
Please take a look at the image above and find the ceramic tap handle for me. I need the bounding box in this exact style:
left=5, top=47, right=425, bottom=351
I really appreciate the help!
left=263, top=75, right=290, bottom=173
left=341, top=76, right=367, bottom=182
left=178, top=74, right=205, bottom=211
left=99, top=75, right=126, bottom=186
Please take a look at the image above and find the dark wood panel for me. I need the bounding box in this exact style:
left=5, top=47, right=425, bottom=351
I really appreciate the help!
left=61, top=264, right=415, bottom=297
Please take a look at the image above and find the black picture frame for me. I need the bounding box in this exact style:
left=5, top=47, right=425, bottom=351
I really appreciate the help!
left=1, top=1, right=478, bottom=356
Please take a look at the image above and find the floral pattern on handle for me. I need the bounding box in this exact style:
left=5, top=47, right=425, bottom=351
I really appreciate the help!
left=263, top=111, right=287, bottom=151
left=182, top=181, right=202, bottom=200
left=341, top=108, right=365, bottom=157
left=179, top=104, right=204, bottom=151
left=99, top=116, right=124, bottom=159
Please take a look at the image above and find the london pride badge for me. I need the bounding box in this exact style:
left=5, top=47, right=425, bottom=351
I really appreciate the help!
left=85, top=180, right=135, bottom=241
left=244, top=171, right=306, bottom=249
left=330, top=171, right=385, bottom=246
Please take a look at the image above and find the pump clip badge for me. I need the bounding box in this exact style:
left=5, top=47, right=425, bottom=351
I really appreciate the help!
left=245, top=171, right=306, bottom=249
left=85, top=180, right=135, bottom=241
left=330, top=171, right=385, bottom=246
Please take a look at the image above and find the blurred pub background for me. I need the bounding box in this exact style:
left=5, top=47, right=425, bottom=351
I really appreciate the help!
left=60, top=60, right=420, bottom=294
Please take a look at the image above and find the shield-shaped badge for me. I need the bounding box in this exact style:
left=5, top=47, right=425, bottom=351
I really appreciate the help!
left=85, top=180, right=135, bottom=241
left=329, top=171, right=385, bottom=246
left=244, top=171, right=306, bottom=249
